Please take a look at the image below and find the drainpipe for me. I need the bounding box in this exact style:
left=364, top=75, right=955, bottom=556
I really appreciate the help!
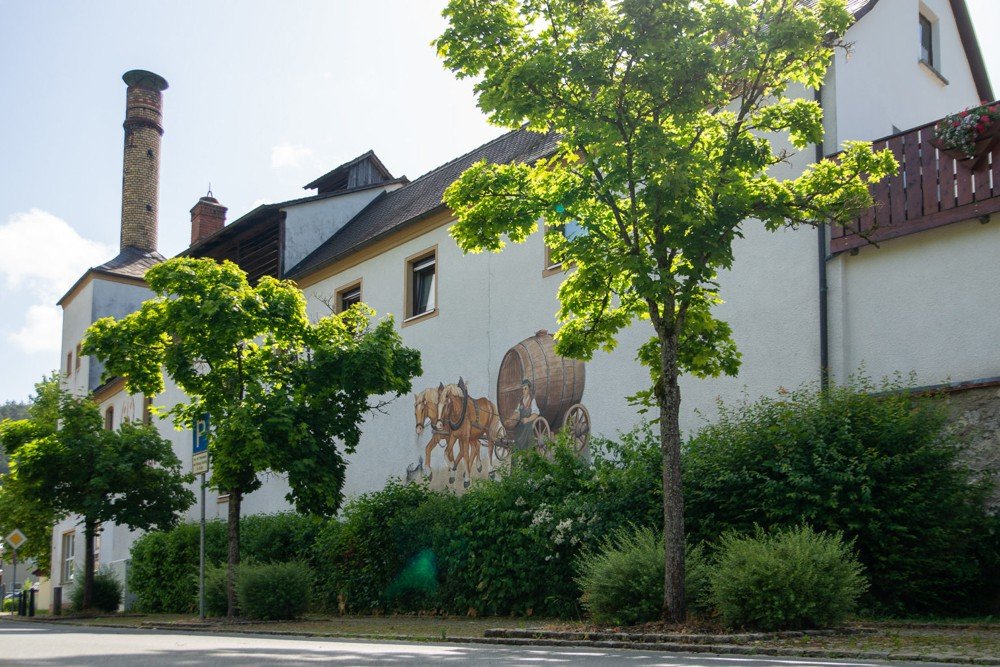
left=815, top=85, right=830, bottom=391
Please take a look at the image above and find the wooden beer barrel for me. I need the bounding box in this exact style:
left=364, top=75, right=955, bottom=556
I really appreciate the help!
left=496, top=330, right=585, bottom=428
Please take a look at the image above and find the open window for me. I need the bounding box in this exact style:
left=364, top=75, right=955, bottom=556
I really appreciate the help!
left=919, top=13, right=934, bottom=68
left=404, top=248, right=438, bottom=324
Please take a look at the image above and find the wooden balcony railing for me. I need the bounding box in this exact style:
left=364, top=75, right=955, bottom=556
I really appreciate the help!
left=829, top=113, right=1000, bottom=254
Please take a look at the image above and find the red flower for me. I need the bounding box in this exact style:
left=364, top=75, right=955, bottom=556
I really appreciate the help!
left=954, top=121, right=961, bottom=127
left=976, top=123, right=985, bottom=133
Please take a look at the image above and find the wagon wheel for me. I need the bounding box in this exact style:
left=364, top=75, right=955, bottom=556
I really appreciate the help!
left=561, top=403, right=591, bottom=452
left=493, top=424, right=512, bottom=461
left=533, top=417, right=552, bottom=453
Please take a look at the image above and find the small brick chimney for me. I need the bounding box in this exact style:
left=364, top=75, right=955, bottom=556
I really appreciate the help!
left=120, top=69, right=168, bottom=253
left=190, top=193, right=227, bottom=245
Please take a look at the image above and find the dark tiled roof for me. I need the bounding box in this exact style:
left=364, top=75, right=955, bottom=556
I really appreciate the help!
left=287, top=128, right=559, bottom=279
left=799, top=0, right=879, bottom=17
left=93, top=247, right=166, bottom=279
left=57, top=246, right=164, bottom=306
left=303, top=150, right=395, bottom=191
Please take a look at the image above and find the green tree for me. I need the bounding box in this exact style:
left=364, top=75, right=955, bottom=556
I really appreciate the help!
left=7, top=392, right=193, bottom=609
left=83, top=257, right=421, bottom=616
left=436, top=0, right=896, bottom=621
left=0, top=373, right=63, bottom=574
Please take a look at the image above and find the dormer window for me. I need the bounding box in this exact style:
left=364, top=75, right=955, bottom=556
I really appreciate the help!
left=919, top=14, right=934, bottom=67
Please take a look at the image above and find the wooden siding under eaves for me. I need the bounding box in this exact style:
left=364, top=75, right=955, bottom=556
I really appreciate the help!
left=830, top=112, right=1000, bottom=254
left=193, top=210, right=283, bottom=283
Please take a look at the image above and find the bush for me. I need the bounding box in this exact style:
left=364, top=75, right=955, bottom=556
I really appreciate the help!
left=575, top=526, right=710, bottom=625
left=70, top=569, right=124, bottom=613
left=236, top=561, right=311, bottom=620
left=130, top=512, right=319, bottom=613
left=709, top=525, right=866, bottom=631
left=201, top=564, right=230, bottom=617
left=684, top=379, right=999, bottom=616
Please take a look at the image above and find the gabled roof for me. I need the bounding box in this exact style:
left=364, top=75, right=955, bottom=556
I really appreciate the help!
left=303, top=150, right=395, bottom=194
left=286, top=128, right=559, bottom=280
left=804, top=0, right=993, bottom=100
left=57, top=247, right=165, bottom=307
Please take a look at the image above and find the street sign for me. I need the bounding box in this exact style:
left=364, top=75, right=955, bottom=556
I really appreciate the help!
left=193, top=414, right=209, bottom=454
left=192, top=451, right=209, bottom=475
left=5, top=529, right=27, bottom=550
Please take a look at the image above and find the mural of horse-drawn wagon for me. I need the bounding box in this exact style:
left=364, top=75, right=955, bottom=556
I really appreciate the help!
left=494, top=329, right=590, bottom=459
left=410, top=329, right=590, bottom=490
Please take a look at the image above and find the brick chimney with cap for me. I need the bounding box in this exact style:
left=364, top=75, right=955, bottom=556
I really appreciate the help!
left=190, top=191, right=227, bottom=245
left=120, top=69, right=168, bottom=253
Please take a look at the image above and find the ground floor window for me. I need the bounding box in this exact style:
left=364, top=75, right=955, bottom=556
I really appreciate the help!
left=61, top=532, right=75, bottom=583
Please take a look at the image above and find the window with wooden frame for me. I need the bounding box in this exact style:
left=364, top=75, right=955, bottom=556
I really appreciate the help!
left=61, top=531, right=75, bottom=583
left=404, top=247, right=438, bottom=323
left=543, top=219, right=587, bottom=276
left=75, top=343, right=82, bottom=371
left=104, top=406, right=114, bottom=431
left=66, top=351, right=73, bottom=377
left=142, top=397, right=153, bottom=425
left=335, top=279, right=363, bottom=313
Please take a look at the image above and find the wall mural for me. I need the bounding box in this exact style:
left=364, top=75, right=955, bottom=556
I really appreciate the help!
left=407, top=329, right=591, bottom=491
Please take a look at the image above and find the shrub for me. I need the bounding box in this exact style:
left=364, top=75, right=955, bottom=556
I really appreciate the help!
left=201, top=564, right=229, bottom=617
left=236, top=561, right=311, bottom=620
left=575, top=526, right=710, bottom=625
left=709, top=525, right=866, bottom=631
left=129, top=512, right=319, bottom=613
left=70, top=569, right=123, bottom=613
left=684, top=379, right=999, bottom=616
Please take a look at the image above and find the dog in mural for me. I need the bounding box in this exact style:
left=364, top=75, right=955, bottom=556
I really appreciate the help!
left=437, top=377, right=503, bottom=488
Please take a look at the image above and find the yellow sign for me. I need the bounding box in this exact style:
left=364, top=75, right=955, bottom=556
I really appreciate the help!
left=5, top=529, right=27, bottom=550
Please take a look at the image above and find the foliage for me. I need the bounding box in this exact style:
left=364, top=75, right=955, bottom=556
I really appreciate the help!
left=7, top=392, right=193, bottom=608
left=0, top=401, right=29, bottom=423
left=69, top=568, right=123, bottom=613
left=684, top=379, right=1000, bottom=616
left=202, top=564, right=231, bottom=617
left=84, top=256, right=421, bottom=616
left=0, top=373, right=62, bottom=573
left=129, top=513, right=319, bottom=613
left=236, top=561, right=312, bottom=620
left=709, top=525, right=866, bottom=631
left=575, top=526, right=711, bottom=626
left=315, top=479, right=444, bottom=613
left=437, top=0, right=896, bottom=621
left=129, top=521, right=228, bottom=613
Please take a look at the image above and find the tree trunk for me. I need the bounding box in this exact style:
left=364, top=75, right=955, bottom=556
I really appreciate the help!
left=658, top=329, right=686, bottom=623
left=82, top=518, right=96, bottom=611
left=226, top=487, right=242, bottom=618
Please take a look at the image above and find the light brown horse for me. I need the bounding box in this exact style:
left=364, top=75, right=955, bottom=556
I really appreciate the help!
left=437, top=377, right=503, bottom=487
left=414, top=385, right=460, bottom=480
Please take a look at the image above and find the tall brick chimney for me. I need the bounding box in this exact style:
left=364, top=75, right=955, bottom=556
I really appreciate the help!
left=190, top=192, right=227, bottom=245
left=120, top=69, right=168, bottom=253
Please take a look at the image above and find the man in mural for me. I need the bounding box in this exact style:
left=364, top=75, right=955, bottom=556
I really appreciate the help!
left=512, top=379, right=539, bottom=451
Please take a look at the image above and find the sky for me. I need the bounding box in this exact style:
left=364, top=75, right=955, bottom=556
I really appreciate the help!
left=0, top=0, right=999, bottom=403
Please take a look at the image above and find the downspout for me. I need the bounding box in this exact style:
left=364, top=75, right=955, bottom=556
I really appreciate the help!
left=815, top=85, right=830, bottom=391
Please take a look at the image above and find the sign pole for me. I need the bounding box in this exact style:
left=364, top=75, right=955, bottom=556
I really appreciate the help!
left=11, top=549, right=16, bottom=613
left=199, top=471, right=206, bottom=620
left=193, top=414, right=209, bottom=621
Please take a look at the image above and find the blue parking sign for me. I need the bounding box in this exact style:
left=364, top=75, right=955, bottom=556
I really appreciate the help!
left=193, top=414, right=209, bottom=454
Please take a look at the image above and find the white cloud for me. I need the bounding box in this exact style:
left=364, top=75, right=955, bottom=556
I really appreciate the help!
left=271, top=142, right=313, bottom=169
left=8, top=304, right=62, bottom=354
left=0, top=208, right=114, bottom=299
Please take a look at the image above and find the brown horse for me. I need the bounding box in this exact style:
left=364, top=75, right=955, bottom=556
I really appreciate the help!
left=437, top=377, right=503, bottom=487
left=414, top=385, right=460, bottom=480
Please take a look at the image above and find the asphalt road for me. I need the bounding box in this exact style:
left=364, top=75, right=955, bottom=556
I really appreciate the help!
left=0, top=621, right=964, bottom=666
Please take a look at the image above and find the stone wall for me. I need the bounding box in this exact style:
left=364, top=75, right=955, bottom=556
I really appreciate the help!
left=946, top=382, right=1000, bottom=509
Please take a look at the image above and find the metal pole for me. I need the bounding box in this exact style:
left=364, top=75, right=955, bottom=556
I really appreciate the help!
left=11, top=550, right=16, bottom=616
left=199, top=471, right=206, bottom=620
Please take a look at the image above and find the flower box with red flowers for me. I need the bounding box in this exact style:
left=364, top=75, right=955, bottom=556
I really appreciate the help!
left=931, top=102, right=1000, bottom=169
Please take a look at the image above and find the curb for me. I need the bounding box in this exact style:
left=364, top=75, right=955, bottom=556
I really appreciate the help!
left=6, top=616, right=998, bottom=665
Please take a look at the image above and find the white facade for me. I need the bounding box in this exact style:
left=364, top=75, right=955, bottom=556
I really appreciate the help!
left=51, top=0, right=997, bottom=602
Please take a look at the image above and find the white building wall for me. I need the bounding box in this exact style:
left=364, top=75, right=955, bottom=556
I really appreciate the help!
left=59, top=281, right=95, bottom=396
left=282, top=185, right=403, bottom=272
